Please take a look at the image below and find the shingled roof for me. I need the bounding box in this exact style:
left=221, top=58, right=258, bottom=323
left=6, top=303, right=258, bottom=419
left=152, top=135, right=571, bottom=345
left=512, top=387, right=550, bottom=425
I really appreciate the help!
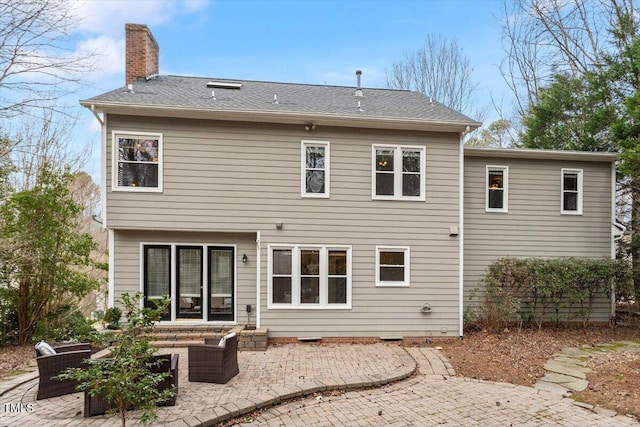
left=81, top=75, right=480, bottom=132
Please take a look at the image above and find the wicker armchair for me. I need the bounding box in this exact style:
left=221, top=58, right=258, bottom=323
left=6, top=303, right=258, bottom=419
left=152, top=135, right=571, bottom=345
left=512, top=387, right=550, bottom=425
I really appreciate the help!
left=35, top=343, right=92, bottom=400
left=84, top=353, right=179, bottom=417
left=188, top=334, right=239, bottom=384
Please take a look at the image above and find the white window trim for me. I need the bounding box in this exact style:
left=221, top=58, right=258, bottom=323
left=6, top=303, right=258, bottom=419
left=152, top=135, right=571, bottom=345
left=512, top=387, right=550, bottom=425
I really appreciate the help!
left=267, top=244, right=352, bottom=309
left=112, top=131, right=163, bottom=192
left=139, top=242, right=237, bottom=323
left=485, top=165, right=509, bottom=213
left=375, top=246, right=410, bottom=287
left=301, top=140, right=330, bottom=198
left=371, top=144, right=426, bottom=201
left=561, top=168, right=583, bottom=215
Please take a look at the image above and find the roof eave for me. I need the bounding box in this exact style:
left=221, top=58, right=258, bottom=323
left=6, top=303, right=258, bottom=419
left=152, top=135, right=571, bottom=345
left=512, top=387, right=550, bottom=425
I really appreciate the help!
left=464, top=147, right=618, bottom=162
left=80, top=101, right=482, bottom=133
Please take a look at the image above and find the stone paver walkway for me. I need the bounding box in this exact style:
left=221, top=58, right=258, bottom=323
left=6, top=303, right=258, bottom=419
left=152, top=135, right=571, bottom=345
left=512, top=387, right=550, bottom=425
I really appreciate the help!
left=535, top=340, right=640, bottom=396
left=1, top=343, right=637, bottom=426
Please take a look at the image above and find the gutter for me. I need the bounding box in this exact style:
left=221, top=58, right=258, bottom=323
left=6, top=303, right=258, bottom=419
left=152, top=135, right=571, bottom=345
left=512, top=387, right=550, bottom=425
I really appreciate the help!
left=464, top=147, right=617, bottom=162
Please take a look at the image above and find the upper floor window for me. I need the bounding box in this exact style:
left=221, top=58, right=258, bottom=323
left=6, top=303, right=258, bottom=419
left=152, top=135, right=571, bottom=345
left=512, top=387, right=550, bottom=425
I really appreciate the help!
left=113, top=131, right=162, bottom=192
left=268, top=244, right=351, bottom=309
left=301, top=141, right=330, bottom=198
left=375, top=246, right=410, bottom=287
left=486, top=166, right=508, bottom=212
left=561, top=168, right=583, bottom=215
left=372, top=145, right=425, bottom=201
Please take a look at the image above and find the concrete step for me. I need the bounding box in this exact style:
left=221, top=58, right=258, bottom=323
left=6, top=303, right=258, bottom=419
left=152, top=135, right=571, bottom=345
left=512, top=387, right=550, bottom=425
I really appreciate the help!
left=152, top=325, right=227, bottom=334
left=150, top=332, right=222, bottom=341
left=151, top=340, right=204, bottom=348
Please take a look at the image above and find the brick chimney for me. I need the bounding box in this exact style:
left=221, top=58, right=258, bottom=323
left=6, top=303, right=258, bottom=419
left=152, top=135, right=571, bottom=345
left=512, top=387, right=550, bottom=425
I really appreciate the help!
left=125, top=24, right=159, bottom=85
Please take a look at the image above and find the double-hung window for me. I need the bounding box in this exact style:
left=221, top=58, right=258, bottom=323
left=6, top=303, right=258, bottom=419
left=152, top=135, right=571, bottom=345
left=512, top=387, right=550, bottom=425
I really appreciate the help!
left=561, top=168, right=583, bottom=214
left=301, top=141, right=330, bottom=197
left=372, top=145, right=425, bottom=201
left=486, top=166, right=508, bottom=212
left=269, top=245, right=351, bottom=309
left=113, top=131, right=162, bottom=191
left=375, top=246, right=410, bottom=287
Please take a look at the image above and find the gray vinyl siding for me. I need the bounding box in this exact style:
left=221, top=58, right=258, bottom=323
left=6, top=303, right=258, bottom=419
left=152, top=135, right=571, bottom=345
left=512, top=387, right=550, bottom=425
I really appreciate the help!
left=106, top=115, right=462, bottom=337
left=463, top=156, right=614, bottom=322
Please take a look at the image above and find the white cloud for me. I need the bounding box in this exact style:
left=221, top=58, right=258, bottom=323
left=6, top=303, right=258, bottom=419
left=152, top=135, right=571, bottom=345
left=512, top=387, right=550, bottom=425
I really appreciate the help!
left=76, top=36, right=124, bottom=75
left=70, top=0, right=210, bottom=36
left=64, top=0, right=210, bottom=80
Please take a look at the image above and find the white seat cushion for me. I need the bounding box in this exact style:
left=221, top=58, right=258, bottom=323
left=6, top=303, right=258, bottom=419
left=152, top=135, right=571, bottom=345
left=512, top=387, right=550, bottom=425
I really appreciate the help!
left=35, top=340, right=56, bottom=356
left=217, top=332, right=237, bottom=348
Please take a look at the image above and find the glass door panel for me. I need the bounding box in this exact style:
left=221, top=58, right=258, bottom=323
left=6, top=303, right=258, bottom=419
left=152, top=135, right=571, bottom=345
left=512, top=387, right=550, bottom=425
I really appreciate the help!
left=177, top=246, right=203, bottom=319
left=208, top=247, right=234, bottom=321
left=144, top=245, right=171, bottom=321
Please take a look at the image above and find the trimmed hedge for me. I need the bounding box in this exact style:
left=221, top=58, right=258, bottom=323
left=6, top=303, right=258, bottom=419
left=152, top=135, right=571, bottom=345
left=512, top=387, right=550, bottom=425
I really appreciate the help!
left=478, top=257, right=631, bottom=331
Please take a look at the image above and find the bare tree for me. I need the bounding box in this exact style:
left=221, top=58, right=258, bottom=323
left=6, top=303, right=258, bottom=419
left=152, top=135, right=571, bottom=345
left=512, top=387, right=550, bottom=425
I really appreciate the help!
left=385, top=35, right=478, bottom=116
left=8, top=109, right=90, bottom=191
left=465, top=119, right=517, bottom=148
left=500, top=0, right=618, bottom=116
left=0, top=0, right=95, bottom=119
left=70, top=171, right=107, bottom=317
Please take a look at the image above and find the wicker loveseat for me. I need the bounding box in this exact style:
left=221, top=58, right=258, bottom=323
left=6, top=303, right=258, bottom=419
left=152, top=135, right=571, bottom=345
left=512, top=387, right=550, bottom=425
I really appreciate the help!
left=35, top=343, right=92, bottom=400
left=188, top=333, right=239, bottom=384
left=84, top=353, right=179, bottom=417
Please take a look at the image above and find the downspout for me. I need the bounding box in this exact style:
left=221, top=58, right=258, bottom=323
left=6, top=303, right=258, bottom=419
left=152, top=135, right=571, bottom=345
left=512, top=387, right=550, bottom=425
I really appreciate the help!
left=610, top=162, right=627, bottom=323
left=87, top=104, right=113, bottom=309
left=256, top=231, right=261, bottom=328
left=108, top=229, right=115, bottom=308
left=88, top=105, right=107, bottom=227
left=90, top=104, right=104, bottom=126
left=458, top=128, right=467, bottom=338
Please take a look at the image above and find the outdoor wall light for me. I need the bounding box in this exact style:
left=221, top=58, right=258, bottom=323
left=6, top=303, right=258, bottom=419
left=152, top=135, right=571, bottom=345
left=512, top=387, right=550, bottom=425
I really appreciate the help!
left=242, top=254, right=248, bottom=263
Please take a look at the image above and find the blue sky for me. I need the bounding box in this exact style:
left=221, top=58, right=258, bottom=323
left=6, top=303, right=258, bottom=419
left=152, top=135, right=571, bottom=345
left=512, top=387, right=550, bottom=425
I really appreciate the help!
left=67, top=0, right=511, bottom=181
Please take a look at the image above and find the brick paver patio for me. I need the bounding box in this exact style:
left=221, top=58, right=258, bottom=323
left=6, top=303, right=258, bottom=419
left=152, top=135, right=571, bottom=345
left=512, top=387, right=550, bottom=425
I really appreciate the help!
left=1, top=343, right=636, bottom=426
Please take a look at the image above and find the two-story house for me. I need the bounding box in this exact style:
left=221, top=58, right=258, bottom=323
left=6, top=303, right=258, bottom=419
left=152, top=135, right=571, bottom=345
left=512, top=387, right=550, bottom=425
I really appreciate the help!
left=81, top=24, right=619, bottom=340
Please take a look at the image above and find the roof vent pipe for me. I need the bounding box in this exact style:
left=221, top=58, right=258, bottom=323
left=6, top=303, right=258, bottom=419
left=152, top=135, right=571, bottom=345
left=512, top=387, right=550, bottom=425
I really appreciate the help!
left=355, top=70, right=363, bottom=97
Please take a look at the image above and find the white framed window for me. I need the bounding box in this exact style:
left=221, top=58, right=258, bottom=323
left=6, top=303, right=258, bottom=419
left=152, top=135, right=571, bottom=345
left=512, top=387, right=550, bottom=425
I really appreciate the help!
left=113, top=131, right=162, bottom=192
left=268, top=244, right=352, bottom=309
left=375, top=246, right=410, bottom=287
left=561, top=168, right=583, bottom=215
left=372, top=145, right=425, bottom=201
left=486, top=166, right=508, bottom=212
left=301, top=141, right=330, bottom=198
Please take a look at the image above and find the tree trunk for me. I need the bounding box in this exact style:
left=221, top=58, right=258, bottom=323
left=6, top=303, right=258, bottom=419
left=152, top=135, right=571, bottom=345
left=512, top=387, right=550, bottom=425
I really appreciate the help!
left=631, top=177, right=640, bottom=297
left=17, top=281, right=29, bottom=345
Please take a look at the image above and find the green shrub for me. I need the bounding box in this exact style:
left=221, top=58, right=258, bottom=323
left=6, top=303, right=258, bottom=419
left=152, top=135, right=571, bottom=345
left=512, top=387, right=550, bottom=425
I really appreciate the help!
left=0, top=286, right=18, bottom=346
left=34, top=307, right=103, bottom=345
left=104, top=306, right=123, bottom=330
left=58, top=293, right=171, bottom=427
left=478, top=257, right=630, bottom=330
